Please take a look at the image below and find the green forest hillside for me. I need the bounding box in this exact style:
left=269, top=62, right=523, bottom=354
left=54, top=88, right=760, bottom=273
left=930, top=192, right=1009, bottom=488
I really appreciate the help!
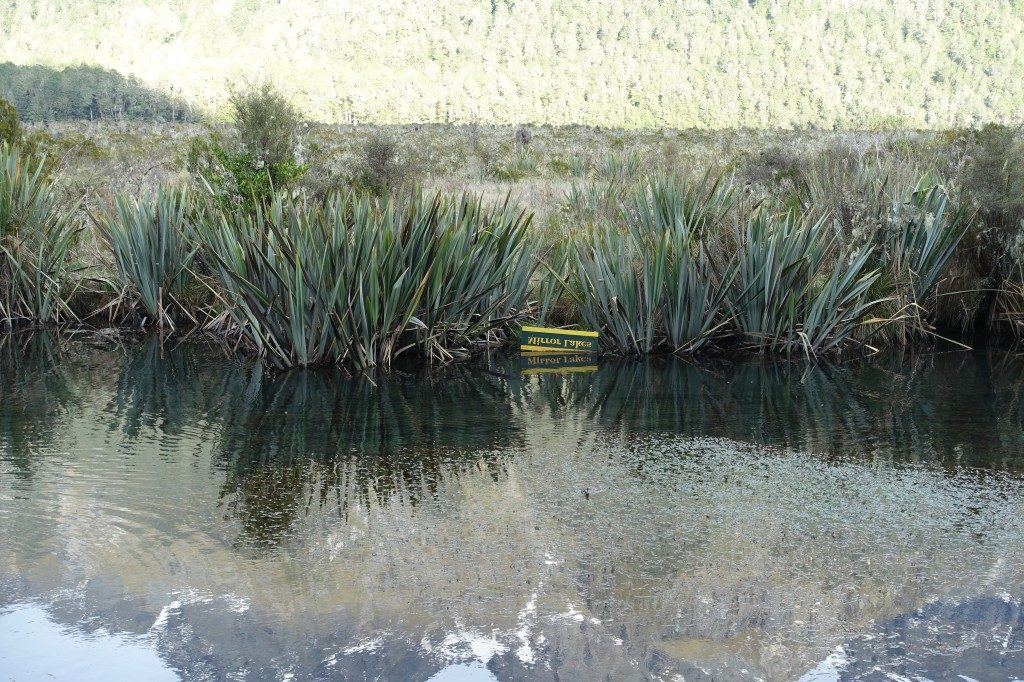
left=2, top=0, right=1023, bottom=128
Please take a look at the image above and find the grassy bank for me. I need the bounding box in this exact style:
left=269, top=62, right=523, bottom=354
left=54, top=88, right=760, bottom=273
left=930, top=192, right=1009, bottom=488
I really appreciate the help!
left=4, top=112, right=1024, bottom=367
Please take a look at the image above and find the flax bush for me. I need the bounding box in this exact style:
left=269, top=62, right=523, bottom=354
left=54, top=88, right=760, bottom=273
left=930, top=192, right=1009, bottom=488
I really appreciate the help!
left=0, top=144, right=80, bottom=326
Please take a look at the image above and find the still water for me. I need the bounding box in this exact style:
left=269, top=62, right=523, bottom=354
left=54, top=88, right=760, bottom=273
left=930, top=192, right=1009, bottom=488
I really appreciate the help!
left=1, top=333, right=1023, bottom=681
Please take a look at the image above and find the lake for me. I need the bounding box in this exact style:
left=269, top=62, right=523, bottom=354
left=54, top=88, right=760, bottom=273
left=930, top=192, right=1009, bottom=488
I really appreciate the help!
left=1, top=334, right=1023, bottom=681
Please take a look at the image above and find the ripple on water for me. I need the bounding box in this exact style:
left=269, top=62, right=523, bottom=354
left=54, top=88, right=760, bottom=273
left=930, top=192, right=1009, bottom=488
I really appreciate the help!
left=1, top=335, right=1024, bottom=680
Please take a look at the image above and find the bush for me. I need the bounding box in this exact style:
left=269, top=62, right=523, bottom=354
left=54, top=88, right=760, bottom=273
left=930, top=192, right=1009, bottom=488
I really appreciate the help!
left=0, top=99, right=19, bottom=145
left=350, top=134, right=406, bottom=196
left=0, top=143, right=80, bottom=326
left=230, top=82, right=301, bottom=169
left=97, top=187, right=198, bottom=328
left=188, top=82, right=306, bottom=211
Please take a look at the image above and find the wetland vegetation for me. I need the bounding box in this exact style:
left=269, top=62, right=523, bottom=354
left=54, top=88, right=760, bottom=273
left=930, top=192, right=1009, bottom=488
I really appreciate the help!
left=5, top=2, right=1024, bottom=680
left=4, top=86, right=1024, bottom=368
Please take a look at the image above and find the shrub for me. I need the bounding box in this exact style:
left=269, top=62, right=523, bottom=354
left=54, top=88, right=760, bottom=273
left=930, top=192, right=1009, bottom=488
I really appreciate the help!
left=793, top=160, right=972, bottom=342
left=0, top=99, right=20, bottom=145
left=350, top=134, right=406, bottom=196
left=189, top=134, right=305, bottom=211
left=188, top=82, right=306, bottom=211
left=230, top=82, right=302, bottom=169
left=952, top=125, right=1024, bottom=333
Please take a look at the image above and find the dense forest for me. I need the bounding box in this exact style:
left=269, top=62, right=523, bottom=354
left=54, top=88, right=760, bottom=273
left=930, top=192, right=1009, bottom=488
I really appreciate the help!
left=1, top=0, right=1023, bottom=127
left=0, top=63, right=193, bottom=122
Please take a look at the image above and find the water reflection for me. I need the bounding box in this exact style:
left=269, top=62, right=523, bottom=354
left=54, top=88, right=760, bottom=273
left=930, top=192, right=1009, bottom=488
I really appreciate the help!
left=538, top=351, right=1024, bottom=470
left=211, top=360, right=524, bottom=549
left=106, top=334, right=229, bottom=445
left=0, top=333, right=78, bottom=481
left=0, top=602, right=177, bottom=682
left=824, top=594, right=1024, bottom=680
left=0, top=335, right=1023, bottom=680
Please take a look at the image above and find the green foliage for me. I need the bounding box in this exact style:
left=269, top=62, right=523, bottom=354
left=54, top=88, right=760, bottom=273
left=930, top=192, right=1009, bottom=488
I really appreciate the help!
left=0, top=143, right=80, bottom=325
left=192, top=138, right=305, bottom=211
left=549, top=172, right=894, bottom=357
left=186, top=107, right=300, bottom=210
left=97, top=187, right=198, bottom=327
left=960, top=125, right=1024, bottom=228
left=0, top=98, right=19, bottom=145
left=547, top=158, right=573, bottom=177
left=885, top=175, right=970, bottom=304
left=729, top=211, right=880, bottom=356
left=349, top=134, right=406, bottom=196
left=599, top=151, right=644, bottom=180
left=563, top=176, right=735, bottom=354
left=785, top=158, right=975, bottom=340
left=0, top=62, right=193, bottom=123
left=634, top=177, right=735, bottom=351
left=229, top=82, right=301, bottom=169
left=956, top=125, right=1024, bottom=323
left=0, top=118, right=1010, bottom=359
left=195, top=190, right=535, bottom=368
left=187, top=82, right=306, bottom=210
left=564, top=179, right=631, bottom=227
left=491, top=150, right=540, bottom=182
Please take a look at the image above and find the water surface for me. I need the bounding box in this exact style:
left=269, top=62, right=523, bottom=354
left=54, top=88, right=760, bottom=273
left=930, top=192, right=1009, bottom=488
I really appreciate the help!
left=1, top=334, right=1023, bottom=681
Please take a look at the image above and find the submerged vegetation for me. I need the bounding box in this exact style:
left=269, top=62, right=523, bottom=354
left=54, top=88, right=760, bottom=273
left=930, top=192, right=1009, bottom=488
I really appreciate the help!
left=3, top=88, right=1024, bottom=368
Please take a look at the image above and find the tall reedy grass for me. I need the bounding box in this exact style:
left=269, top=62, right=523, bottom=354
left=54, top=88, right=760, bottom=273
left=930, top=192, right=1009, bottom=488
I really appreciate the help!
left=886, top=173, right=971, bottom=306
left=96, top=187, right=199, bottom=328
left=993, top=260, right=1024, bottom=338
left=196, top=190, right=535, bottom=369
left=0, top=143, right=80, bottom=327
left=778, top=157, right=973, bottom=345
left=416, top=194, right=536, bottom=360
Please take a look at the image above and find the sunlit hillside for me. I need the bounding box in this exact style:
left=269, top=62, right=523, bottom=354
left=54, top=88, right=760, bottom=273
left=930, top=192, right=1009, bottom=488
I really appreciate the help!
left=2, top=0, right=1023, bottom=127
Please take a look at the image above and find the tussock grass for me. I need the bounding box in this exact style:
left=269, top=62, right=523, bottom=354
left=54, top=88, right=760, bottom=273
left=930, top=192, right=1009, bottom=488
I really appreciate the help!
left=5, top=121, right=1024, bottom=366
left=560, top=176, right=734, bottom=354
left=729, top=210, right=880, bottom=356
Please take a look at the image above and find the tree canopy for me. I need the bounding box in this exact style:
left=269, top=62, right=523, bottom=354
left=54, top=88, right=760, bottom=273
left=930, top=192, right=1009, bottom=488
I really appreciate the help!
left=1, top=0, right=1022, bottom=128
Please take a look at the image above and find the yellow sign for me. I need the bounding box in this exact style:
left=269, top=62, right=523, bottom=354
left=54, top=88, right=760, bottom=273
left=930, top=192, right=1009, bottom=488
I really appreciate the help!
left=521, top=352, right=599, bottom=375
left=520, top=326, right=599, bottom=353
